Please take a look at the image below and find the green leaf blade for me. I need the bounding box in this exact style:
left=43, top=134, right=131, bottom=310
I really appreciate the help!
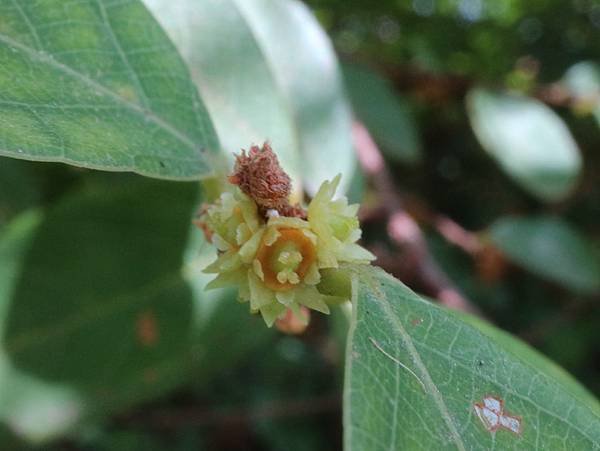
left=343, top=63, right=422, bottom=164
left=0, top=159, right=39, bottom=227
left=3, top=179, right=198, bottom=392
left=467, top=88, right=582, bottom=202
left=562, top=61, right=600, bottom=125
left=0, top=0, right=219, bottom=179
left=488, top=216, right=600, bottom=294
left=345, top=265, right=600, bottom=450
left=0, top=178, right=272, bottom=443
left=144, top=0, right=355, bottom=195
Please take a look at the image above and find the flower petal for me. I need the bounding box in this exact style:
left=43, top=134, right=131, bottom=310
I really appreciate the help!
left=296, top=286, right=330, bottom=314
left=248, top=270, right=276, bottom=310
left=260, top=302, right=287, bottom=327
left=206, top=269, right=246, bottom=290
left=303, top=263, right=321, bottom=285
left=268, top=216, right=310, bottom=230
left=212, top=233, right=230, bottom=252
left=263, top=226, right=281, bottom=246
left=253, top=259, right=265, bottom=281
left=340, top=243, right=376, bottom=262
left=275, top=290, right=295, bottom=307
left=239, top=229, right=265, bottom=263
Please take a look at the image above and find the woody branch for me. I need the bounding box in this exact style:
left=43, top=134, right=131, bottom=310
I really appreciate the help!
left=352, top=121, right=482, bottom=316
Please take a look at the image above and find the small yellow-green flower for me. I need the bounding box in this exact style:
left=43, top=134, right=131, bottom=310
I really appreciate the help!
left=309, top=174, right=376, bottom=267
left=203, top=189, right=260, bottom=250
left=201, top=188, right=260, bottom=274
left=201, top=175, right=374, bottom=327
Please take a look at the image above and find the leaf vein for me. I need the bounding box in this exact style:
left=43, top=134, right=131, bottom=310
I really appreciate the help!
left=364, top=270, right=467, bottom=451
left=0, top=31, right=199, bottom=152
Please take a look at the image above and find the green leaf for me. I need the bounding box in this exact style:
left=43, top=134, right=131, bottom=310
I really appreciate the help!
left=467, top=88, right=582, bottom=202
left=345, top=163, right=366, bottom=205
left=343, top=63, right=421, bottom=164
left=455, top=311, right=599, bottom=405
left=562, top=61, right=600, bottom=125
left=143, top=0, right=355, bottom=195
left=345, top=265, right=600, bottom=450
left=0, top=210, right=85, bottom=444
left=488, top=216, right=600, bottom=294
left=0, top=159, right=39, bottom=226
left=0, top=178, right=271, bottom=443
left=0, top=0, right=219, bottom=179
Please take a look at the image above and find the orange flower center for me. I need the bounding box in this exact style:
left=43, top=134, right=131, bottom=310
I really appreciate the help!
left=256, top=228, right=317, bottom=291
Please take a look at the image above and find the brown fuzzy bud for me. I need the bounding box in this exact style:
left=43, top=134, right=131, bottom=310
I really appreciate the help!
left=228, top=142, right=306, bottom=219
left=229, top=142, right=291, bottom=210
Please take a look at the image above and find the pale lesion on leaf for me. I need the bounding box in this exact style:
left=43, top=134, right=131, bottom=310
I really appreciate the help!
left=473, top=395, right=523, bottom=435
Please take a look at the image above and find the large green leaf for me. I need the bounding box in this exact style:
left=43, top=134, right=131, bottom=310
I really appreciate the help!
left=343, top=63, right=421, bottom=164
left=0, top=178, right=271, bottom=443
left=488, top=216, right=600, bottom=295
left=0, top=0, right=219, bottom=179
left=144, top=0, right=355, bottom=195
left=0, top=159, right=39, bottom=226
left=345, top=265, right=600, bottom=450
left=0, top=210, right=86, bottom=443
left=467, top=88, right=582, bottom=202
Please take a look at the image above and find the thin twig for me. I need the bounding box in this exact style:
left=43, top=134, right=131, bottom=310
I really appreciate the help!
left=353, top=121, right=482, bottom=316
left=119, top=393, right=341, bottom=429
left=378, top=59, right=593, bottom=109
left=433, top=215, right=483, bottom=256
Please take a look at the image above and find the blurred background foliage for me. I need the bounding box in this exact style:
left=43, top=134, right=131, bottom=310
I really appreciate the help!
left=0, top=0, right=599, bottom=449
left=314, top=0, right=600, bottom=397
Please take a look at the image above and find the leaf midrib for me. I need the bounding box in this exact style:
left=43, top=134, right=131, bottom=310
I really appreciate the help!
left=9, top=0, right=42, bottom=50
left=366, top=267, right=600, bottom=447
left=0, top=32, right=199, bottom=151
left=95, top=0, right=152, bottom=110
left=361, top=269, right=467, bottom=451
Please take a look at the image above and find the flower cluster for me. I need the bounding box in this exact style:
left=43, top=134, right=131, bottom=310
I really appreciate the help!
left=199, top=146, right=374, bottom=328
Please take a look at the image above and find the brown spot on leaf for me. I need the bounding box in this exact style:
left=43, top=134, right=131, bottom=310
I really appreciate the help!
left=143, top=368, right=158, bottom=384
left=136, top=310, right=159, bottom=347
left=411, top=318, right=423, bottom=326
